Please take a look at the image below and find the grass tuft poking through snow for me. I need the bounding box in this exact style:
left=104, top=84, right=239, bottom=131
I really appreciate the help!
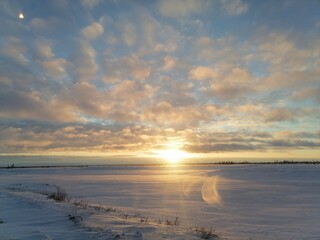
left=48, top=186, right=69, bottom=202
left=193, top=227, right=219, bottom=239
left=67, top=214, right=83, bottom=226
left=165, top=217, right=180, bottom=226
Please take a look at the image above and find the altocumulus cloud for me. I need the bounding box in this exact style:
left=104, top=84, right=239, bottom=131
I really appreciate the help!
left=0, top=0, right=319, bottom=157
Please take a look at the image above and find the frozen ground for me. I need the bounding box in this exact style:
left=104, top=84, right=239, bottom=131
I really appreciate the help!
left=0, top=164, right=320, bottom=239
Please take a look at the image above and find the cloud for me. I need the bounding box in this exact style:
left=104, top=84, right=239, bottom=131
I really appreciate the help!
left=274, top=131, right=320, bottom=140
left=109, top=80, right=154, bottom=101
left=158, top=0, right=209, bottom=18
left=0, top=118, right=319, bottom=154
left=41, top=58, right=67, bottom=77
left=122, top=22, right=137, bottom=46
left=182, top=131, right=266, bottom=153
left=156, top=80, right=196, bottom=107
left=107, top=80, right=156, bottom=118
left=0, top=76, right=12, bottom=87
left=194, top=36, right=241, bottom=63
left=0, top=121, right=180, bottom=154
left=253, top=33, right=319, bottom=92
left=59, top=81, right=109, bottom=119
left=211, top=83, right=252, bottom=100
left=238, top=105, right=318, bottom=124
left=189, top=66, right=218, bottom=80
left=189, top=65, right=255, bottom=100
left=81, top=0, right=101, bottom=8
left=82, top=22, right=104, bottom=40
left=152, top=25, right=181, bottom=53
left=220, top=0, right=249, bottom=16
left=30, top=18, right=48, bottom=30
left=33, top=39, right=68, bottom=78
left=35, top=40, right=55, bottom=59
left=268, top=140, right=320, bottom=148
left=133, top=14, right=182, bottom=55
left=70, top=41, right=98, bottom=82
left=142, top=101, right=212, bottom=127
left=263, top=108, right=296, bottom=122
left=1, top=37, right=28, bottom=65
left=184, top=143, right=255, bottom=153
left=211, top=67, right=254, bottom=99
left=60, top=80, right=156, bottom=122
left=183, top=130, right=320, bottom=153
left=163, top=55, right=176, bottom=71
left=292, top=88, right=320, bottom=103
left=0, top=0, right=319, bottom=157
left=0, top=89, right=76, bottom=122
left=104, top=56, right=151, bottom=82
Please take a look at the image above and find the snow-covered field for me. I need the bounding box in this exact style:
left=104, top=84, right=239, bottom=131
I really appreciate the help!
left=1, top=164, right=319, bottom=239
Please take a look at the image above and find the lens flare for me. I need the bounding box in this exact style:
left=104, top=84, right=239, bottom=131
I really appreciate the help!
left=202, top=176, right=222, bottom=205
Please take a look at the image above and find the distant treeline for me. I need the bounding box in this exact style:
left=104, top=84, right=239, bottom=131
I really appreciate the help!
left=216, top=160, right=320, bottom=165
left=2, top=164, right=89, bottom=169
left=1, top=160, right=320, bottom=169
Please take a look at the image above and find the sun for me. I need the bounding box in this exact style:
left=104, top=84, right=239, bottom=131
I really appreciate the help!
left=155, top=149, right=189, bottom=164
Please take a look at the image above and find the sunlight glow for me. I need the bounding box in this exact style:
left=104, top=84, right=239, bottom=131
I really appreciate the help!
left=155, top=149, right=190, bottom=164
left=19, top=12, right=24, bottom=19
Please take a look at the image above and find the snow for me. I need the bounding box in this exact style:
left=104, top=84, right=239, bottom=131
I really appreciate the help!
left=1, top=164, right=320, bottom=239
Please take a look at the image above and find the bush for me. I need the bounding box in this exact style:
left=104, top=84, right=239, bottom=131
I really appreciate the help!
left=165, top=217, right=180, bottom=226
left=48, top=186, right=69, bottom=202
left=194, top=227, right=218, bottom=239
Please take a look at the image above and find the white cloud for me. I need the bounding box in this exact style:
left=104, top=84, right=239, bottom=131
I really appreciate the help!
left=133, top=14, right=182, bottom=56
left=104, top=56, right=151, bottom=82
left=189, top=65, right=255, bottom=100
left=292, top=88, right=320, bottom=103
left=163, top=55, right=176, bottom=71
left=122, top=22, right=137, bottom=46
left=1, top=37, right=28, bottom=65
left=71, top=41, right=98, bottom=82
left=189, top=66, right=218, bottom=80
left=41, top=58, right=67, bottom=77
left=30, top=18, right=47, bottom=30
left=142, top=101, right=212, bottom=127
left=195, top=35, right=241, bottom=63
left=60, top=81, right=107, bottom=118
left=35, top=40, right=54, bottom=59
left=0, top=89, right=77, bottom=122
left=220, top=0, right=249, bottom=16
left=158, top=0, right=209, bottom=17
left=108, top=80, right=156, bottom=111
left=82, top=22, right=104, bottom=40
left=211, top=83, right=252, bottom=100
left=81, top=0, right=101, bottom=8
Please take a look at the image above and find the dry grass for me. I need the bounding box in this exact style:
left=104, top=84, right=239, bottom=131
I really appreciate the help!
left=165, top=217, right=180, bottom=226
left=193, top=227, right=218, bottom=239
left=45, top=185, right=220, bottom=239
left=48, top=186, right=69, bottom=202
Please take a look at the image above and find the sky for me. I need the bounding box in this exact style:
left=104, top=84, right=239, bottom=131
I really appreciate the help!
left=0, top=0, right=319, bottom=160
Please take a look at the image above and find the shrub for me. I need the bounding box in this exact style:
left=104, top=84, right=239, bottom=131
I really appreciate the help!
left=194, top=227, right=218, bottom=239
left=165, top=217, right=180, bottom=226
left=67, top=214, right=83, bottom=225
left=48, top=186, right=69, bottom=202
